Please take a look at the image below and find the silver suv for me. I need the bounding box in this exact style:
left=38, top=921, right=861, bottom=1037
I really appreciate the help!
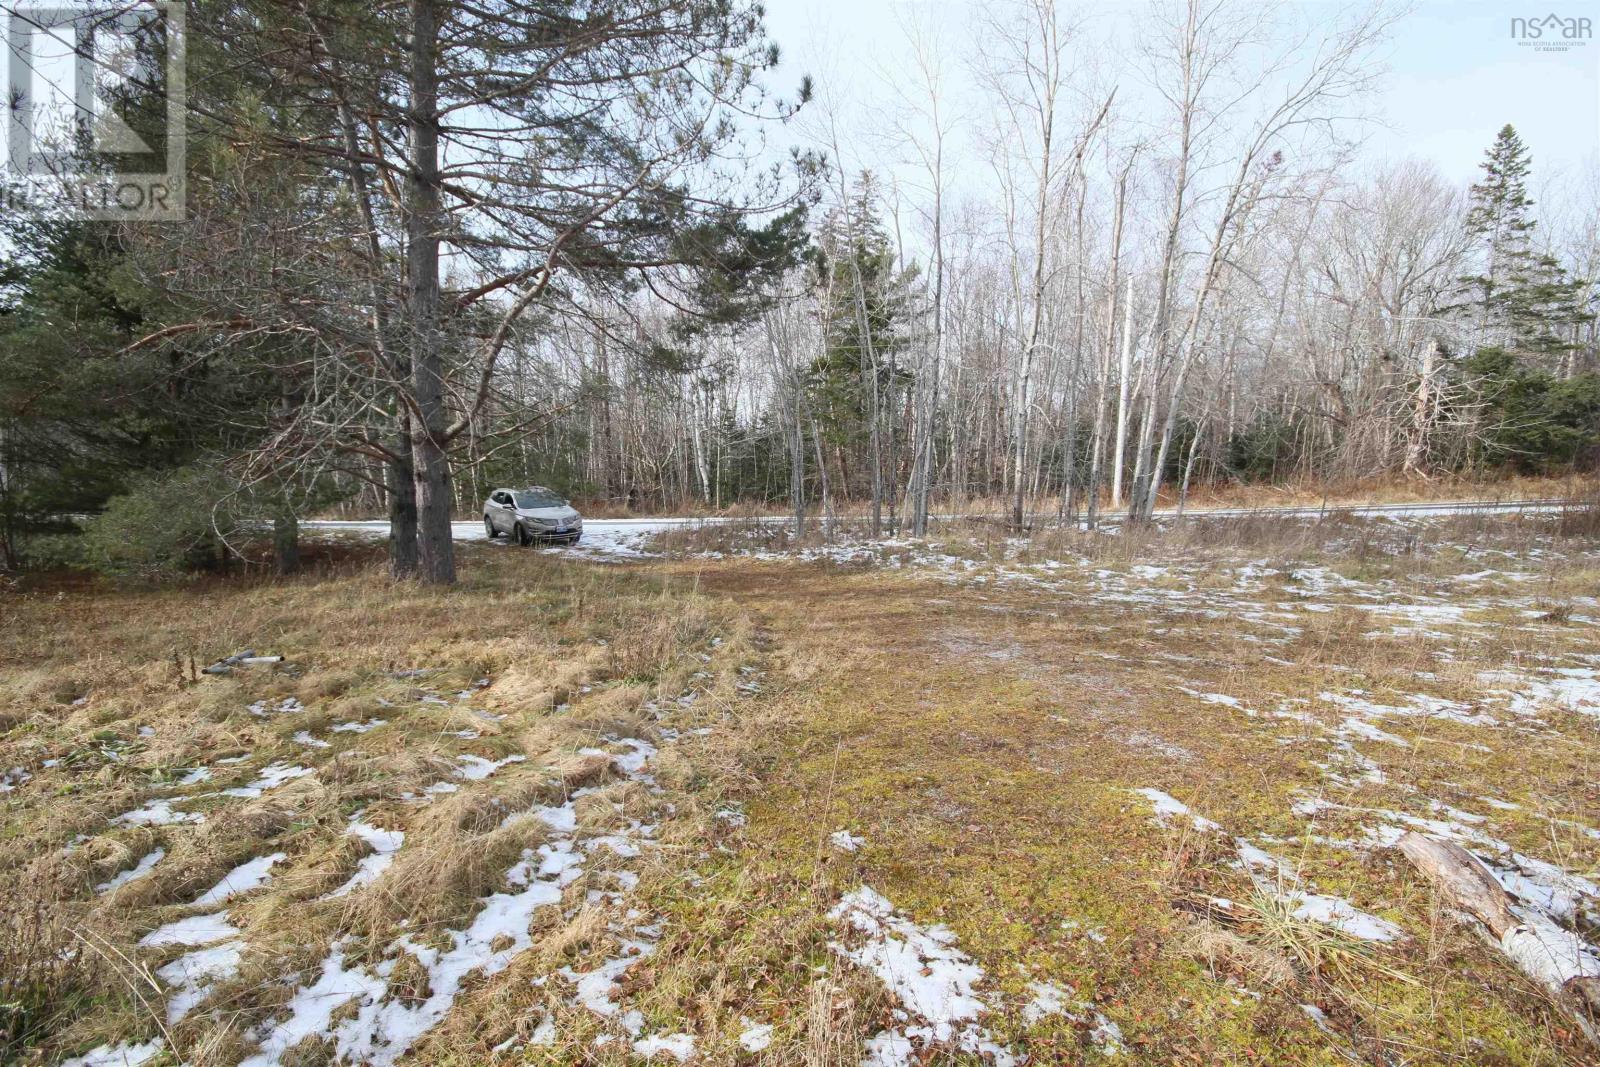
left=483, top=487, right=583, bottom=545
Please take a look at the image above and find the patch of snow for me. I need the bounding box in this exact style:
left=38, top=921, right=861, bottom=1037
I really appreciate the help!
left=1500, top=912, right=1600, bottom=991
left=1178, top=687, right=1244, bottom=709
left=1288, top=893, right=1403, bottom=941
left=292, top=731, right=331, bottom=749
left=1481, top=667, right=1600, bottom=718
left=1021, top=980, right=1070, bottom=1024
left=113, top=798, right=204, bottom=827
left=60, top=1039, right=165, bottom=1067
left=453, top=753, right=526, bottom=780
left=237, top=947, right=388, bottom=1067
left=1336, top=717, right=1410, bottom=748
left=248, top=697, right=305, bottom=717
left=1133, top=788, right=1222, bottom=833
left=331, top=719, right=387, bottom=733
left=222, top=762, right=313, bottom=798
left=632, top=1033, right=697, bottom=1061
left=529, top=1014, right=557, bottom=1045
left=157, top=939, right=244, bottom=1023
left=327, top=816, right=406, bottom=899
left=96, top=849, right=165, bottom=894
left=240, top=725, right=664, bottom=1067
left=830, top=887, right=1017, bottom=1065
left=738, top=1020, right=774, bottom=1052
left=192, top=853, right=285, bottom=907
left=534, top=803, right=578, bottom=833
left=1235, top=840, right=1297, bottom=881
left=562, top=939, right=656, bottom=1023
left=139, top=911, right=242, bottom=948
left=830, top=830, right=864, bottom=853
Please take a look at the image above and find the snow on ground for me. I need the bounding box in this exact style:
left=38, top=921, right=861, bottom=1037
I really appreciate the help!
left=1480, top=667, right=1600, bottom=718
left=59, top=1039, right=166, bottom=1067
left=326, top=815, right=406, bottom=899
left=139, top=912, right=243, bottom=948
left=330, top=718, right=388, bottom=733
left=631, top=1032, right=697, bottom=1061
left=79, top=509, right=1591, bottom=1058
left=737, top=1020, right=775, bottom=1053
left=1285, top=892, right=1404, bottom=942
left=239, top=813, right=580, bottom=1065
left=1133, top=788, right=1222, bottom=833
left=303, top=517, right=680, bottom=561
left=1301, top=798, right=1600, bottom=927
left=191, top=852, right=285, bottom=907
left=830, top=829, right=865, bottom=852
left=452, top=753, right=527, bottom=780
left=829, top=886, right=1018, bottom=1065
left=1135, top=788, right=1406, bottom=944
left=158, top=941, right=245, bottom=1024
left=221, top=762, right=313, bottom=798
left=95, top=848, right=165, bottom=894
left=231, top=704, right=684, bottom=1066
left=113, top=798, right=205, bottom=827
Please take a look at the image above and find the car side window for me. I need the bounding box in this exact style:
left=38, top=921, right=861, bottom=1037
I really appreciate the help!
left=492, top=492, right=508, bottom=506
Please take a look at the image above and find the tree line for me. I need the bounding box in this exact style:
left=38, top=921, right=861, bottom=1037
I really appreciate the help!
left=2, top=0, right=1597, bottom=583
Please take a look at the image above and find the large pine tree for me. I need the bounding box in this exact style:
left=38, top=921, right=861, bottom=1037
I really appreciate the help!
left=1459, top=125, right=1588, bottom=358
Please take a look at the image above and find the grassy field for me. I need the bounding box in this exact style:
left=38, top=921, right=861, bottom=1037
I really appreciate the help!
left=0, top=553, right=782, bottom=1066
left=3, top=507, right=1598, bottom=1065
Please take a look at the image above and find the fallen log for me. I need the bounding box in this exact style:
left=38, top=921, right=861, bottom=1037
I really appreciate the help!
left=1399, top=832, right=1600, bottom=1045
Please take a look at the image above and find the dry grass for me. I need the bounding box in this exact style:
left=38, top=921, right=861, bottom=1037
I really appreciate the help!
left=0, top=547, right=789, bottom=1065
left=5, top=505, right=1599, bottom=1064
left=648, top=507, right=1600, bottom=1064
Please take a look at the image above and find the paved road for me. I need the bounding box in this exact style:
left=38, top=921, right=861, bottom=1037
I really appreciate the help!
left=302, top=517, right=679, bottom=559
left=303, top=497, right=1580, bottom=559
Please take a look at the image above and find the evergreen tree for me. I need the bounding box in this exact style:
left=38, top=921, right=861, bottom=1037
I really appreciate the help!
left=808, top=173, right=918, bottom=457
left=1458, top=125, right=1589, bottom=357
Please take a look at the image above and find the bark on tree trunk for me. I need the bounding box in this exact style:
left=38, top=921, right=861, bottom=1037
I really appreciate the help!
left=405, top=0, right=455, bottom=585
left=388, top=440, right=419, bottom=579
left=911, top=166, right=942, bottom=538
left=1111, top=273, right=1134, bottom=510
left=1404, top=338, right=1436, bottom=476
left=273, top=511, right=299, bottom=575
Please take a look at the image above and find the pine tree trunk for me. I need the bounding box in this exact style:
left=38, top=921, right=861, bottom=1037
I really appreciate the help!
left=273, top=512, right=300, bottom=575
left=388, top=439, right=419, bottom=579
left=405, top=0, right=454, bottom=584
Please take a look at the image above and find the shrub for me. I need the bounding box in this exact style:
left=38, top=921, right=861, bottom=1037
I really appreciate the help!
left=1463, top=348, right=1600, bottom=473
left=80, top=465, right=242, bottom=576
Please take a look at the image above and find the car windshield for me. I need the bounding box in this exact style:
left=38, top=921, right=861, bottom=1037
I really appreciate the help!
left=513, top=489, right=564, bottom=509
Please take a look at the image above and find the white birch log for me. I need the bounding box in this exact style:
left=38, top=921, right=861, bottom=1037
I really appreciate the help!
left=1399, top=832, right=1599, bottom=1045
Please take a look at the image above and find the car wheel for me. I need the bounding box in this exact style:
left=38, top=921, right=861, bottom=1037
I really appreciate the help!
left=484, top=517, right=497, bottom=539
left=514, top=523, right=530, bottom=546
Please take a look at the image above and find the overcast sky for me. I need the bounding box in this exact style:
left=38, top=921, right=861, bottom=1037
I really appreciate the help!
left=762, top=0, right=1598, bottom=195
